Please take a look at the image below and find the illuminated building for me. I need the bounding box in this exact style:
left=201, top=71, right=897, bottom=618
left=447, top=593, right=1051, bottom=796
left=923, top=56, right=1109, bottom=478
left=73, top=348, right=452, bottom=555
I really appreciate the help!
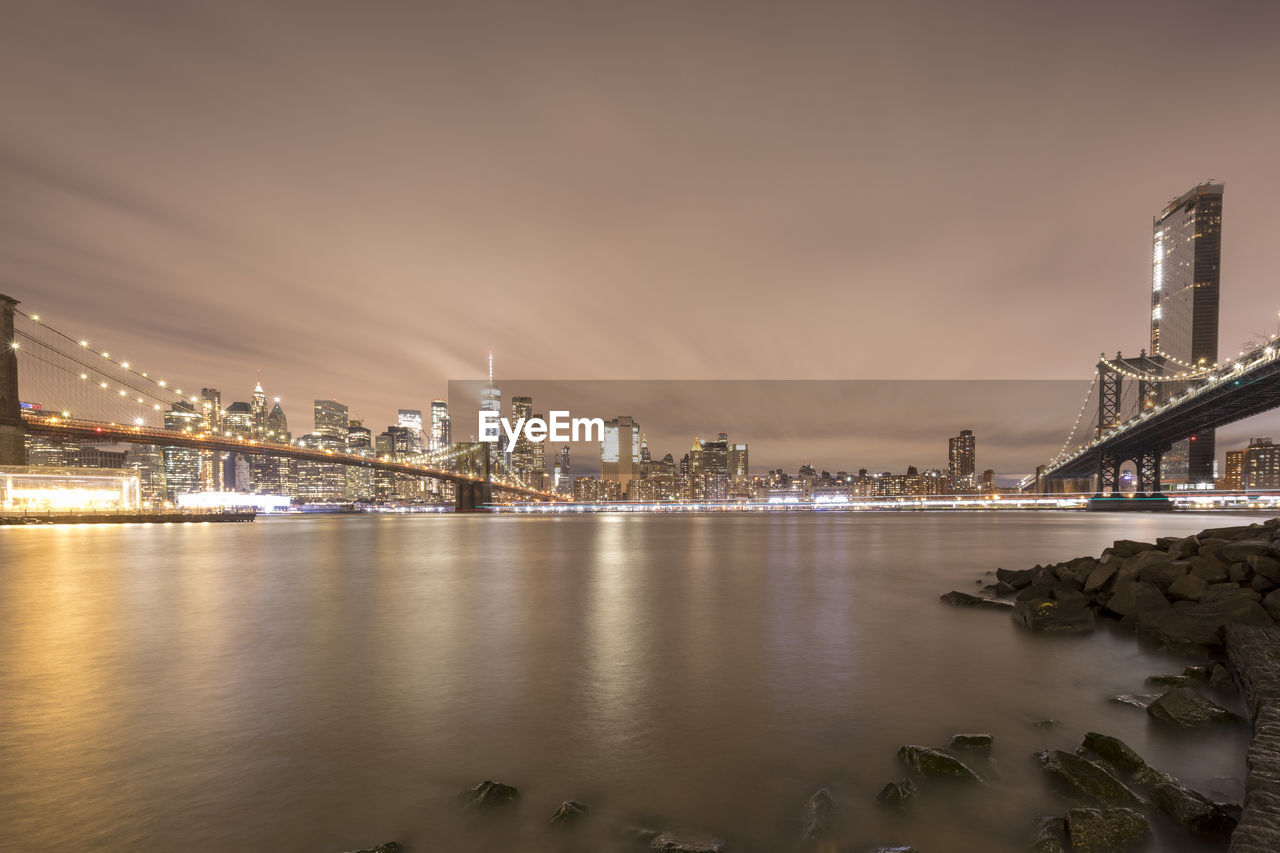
left=728, top=443, right=749, bottom=478
left=398, top=409, right=424, bottom=452
left=555, top=445, right=571, bottom=496
left=266, top=399, right=290, bottom=442
left=163, top=401, right=201, bottom=501
left=251, top=380, right=267, bottom=436
left=948, top=429, right=976, bottom=492
left=128, top=443, right=167, bottom=506
left=198, top=388, right=224, bottom=492
left=430, top=399, right=450, bottom=451
left=313, top=399, right=349, bottom=445
left=346, top=423, right=375, bottom=501
left=224, top=401, right=253, bottom=436
left=1244, top=438, right=1280, bottom=490
left=0, top=466, right=140, bottom=511
left=1152, top=183, right=1223, bottom=484
left=601, top=415, right=640, bottom=489
left=1224, top=449, right=1244, bottom=490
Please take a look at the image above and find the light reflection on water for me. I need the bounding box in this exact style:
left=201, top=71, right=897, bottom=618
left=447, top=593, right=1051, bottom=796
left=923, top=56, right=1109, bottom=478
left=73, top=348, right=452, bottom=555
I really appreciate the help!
left=0, top=513, right=1260, bottom=851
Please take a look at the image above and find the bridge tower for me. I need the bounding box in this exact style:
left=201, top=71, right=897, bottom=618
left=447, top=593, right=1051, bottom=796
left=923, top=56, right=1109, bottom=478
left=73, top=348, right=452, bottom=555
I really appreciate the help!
left=0, top=293, right=26, bottom=466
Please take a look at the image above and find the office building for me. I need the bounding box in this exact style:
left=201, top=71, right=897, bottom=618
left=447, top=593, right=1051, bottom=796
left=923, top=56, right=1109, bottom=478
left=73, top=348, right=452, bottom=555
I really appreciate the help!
left=1152, top=183, right=1223, bottom=484
left=397, top=409, right=424, bottom=452
left=601, top=415, right=640, bottom=489
left=1244, top=438, right=1280, bottom=490
left=949, top=429, right=976, bottom=492
left=430, top=399, right=450, bottom=451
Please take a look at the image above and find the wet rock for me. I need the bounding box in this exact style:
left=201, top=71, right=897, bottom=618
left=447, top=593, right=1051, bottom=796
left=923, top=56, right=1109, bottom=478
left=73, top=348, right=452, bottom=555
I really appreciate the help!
left=1107, top=539, right=1158, bottom=559
left=802, top=788, right=836, bottom=840
left=1079, top=732, right=1146, bottom=775
left=1208, top=662, right=1235, bottom=690
left=949, top=733, right=993, bottom=751
left=898, top=745, right=982, bottom=782
left=1065, top=807, right=1150, bottom=852
left=1263, top=588, right=1280, bottom=620
left=1183, top=663, right=1212, bottom=680
left=997, top=567, right=1036, bottom=590
left=876, top=778, right=918, bottom=807
left=1012, top=596, right=1095, bottom=633
left=1136, top=596, right=1272, bottom=651
left=1169, top=535, right=1200, bottom=559
left=1189, top=554, right=1230, bottom=583
left=1150, top=780, right=1239, bottom=838
left=1034, top=749, right=1141, bottom=806
left=1202, top=583, right=1261, bottom=603
left=1028, top=815, right=1067, bottom=853
left=342, top=845, right=403, bottom=853
left=1109, top=693, right=1159, bottom=709
left=1145, top=674, right=1194, bottom=688
left=1146, top=687, right=1236, bottom=727
left=1201, top=525, right=1264, bottom=542
left=1222, top=539, right=1274, bottom=562
left=1249, top=553, right=1280, bottom=582
left=939, top=590, right=1013, bottom=609
left=1104, top=581, right=1170, bottom=618
left=1166, top=573, right=1207, bottom=602
left=550, top=800, right=589, bottom=825
left=459, top=779, right=519, bottom=812
left=1031, top=719, right=1059, bottom=729
left=1230, top=562, right=1250, bottom=583
left=866, top=848, right=919, bottom=853
left=1250, top=573, right=1278, bottom=593
left=650, top=832, right=726, bottom=852
left=1083, top=561, right=1118, bottom=594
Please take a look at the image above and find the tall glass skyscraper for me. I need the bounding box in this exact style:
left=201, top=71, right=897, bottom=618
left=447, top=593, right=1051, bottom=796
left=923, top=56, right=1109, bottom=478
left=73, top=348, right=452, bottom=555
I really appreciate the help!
left=1151, top=182, right=1223, bottom=484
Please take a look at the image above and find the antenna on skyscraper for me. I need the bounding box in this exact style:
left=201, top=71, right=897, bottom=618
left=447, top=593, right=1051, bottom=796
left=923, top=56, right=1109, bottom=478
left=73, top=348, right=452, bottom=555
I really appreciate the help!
left=488, top=350, right=494, bottom=385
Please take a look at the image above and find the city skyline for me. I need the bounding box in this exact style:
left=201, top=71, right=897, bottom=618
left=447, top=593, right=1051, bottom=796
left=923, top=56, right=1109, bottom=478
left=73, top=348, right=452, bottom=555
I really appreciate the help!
left=5, top=2, right=1280, bottom=445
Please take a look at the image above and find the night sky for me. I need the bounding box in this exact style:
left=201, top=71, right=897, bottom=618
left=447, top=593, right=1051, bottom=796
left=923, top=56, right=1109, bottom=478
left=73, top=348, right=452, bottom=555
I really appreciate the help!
left=3, top=1, right=1280, bottom=473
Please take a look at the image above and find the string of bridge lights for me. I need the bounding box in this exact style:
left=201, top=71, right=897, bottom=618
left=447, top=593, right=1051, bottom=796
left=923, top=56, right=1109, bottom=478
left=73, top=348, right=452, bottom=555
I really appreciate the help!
left=1045, top=373, right=1098, bottom=468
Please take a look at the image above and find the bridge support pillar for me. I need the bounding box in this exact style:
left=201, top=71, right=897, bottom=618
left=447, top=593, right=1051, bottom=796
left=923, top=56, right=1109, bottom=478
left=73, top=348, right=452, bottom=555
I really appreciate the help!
left=454, top=480, right=493, bottom=512
left=0, top=293, right=26, bottom=466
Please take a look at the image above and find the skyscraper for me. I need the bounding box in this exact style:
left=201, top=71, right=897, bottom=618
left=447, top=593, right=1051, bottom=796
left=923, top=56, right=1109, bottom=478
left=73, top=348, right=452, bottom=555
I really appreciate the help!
left=556, top=445, right=571, bottom=496
left=430, top=399, right=450, bottom=451
left=601, top=415, right=640, bottom=488
left=397, top=409, right=424, bottom=452
left=251, top=380, right=267, bottom=437
left=1152, top=182, right=1223, bottom=484
left=948, top=429, right=975, bottom=492
left=313, top=399, right=349, bottom=446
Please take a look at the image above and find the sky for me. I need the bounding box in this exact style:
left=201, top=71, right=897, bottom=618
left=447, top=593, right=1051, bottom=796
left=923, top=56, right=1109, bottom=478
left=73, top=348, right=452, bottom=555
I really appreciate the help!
left=3, top=1, right=1280, bottom=474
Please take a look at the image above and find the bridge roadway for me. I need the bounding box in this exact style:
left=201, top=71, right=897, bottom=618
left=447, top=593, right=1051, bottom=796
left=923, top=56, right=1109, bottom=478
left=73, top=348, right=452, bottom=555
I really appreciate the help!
left=20, top=412, right=561, bottom=503
left=1042, top=341, right=1280, bottom=481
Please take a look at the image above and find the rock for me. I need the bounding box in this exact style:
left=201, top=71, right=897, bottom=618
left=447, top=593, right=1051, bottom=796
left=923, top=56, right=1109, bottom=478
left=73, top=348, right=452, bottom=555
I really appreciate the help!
left=1109, top=693, right=1160, bottom=709
left=1146, top=687, right=1235, bottom=727
left=801, top=788, right=836, bottom=840
left=1065, top=807, right=1150, bottom=852
left=1230, top=562, right=1250, bottom=583
left=1202, top=584, right=1261, bottom=603
left=1104, top=581, right=1170, bottom=618
left=459, top=780, right=519, bottom=812
left=1264, top=588, right=1280, bottom=620
left=1169, top=535, right=1200, bottom=559
left=1208, top=662, right=1234, bottom=690
left=1031, top=719, right=1059, bottom=729
left=1034, top=749, right=1141, bottom=806
left=1200, top=525, right=1263, bottom=542
left=997, top=567, right=1036, bottom=589
left=866, top=848, right=919, bottom=853
left=1150, top=780, right=1239, bottom=838
left=1166, top=573, right=1207, bottom=602
left=650, top=833, right=726, bottom=853
left=1183, top=663, right=1212, bottom=680
left=1136, top=596, right=1271, bottom=651
left=1107, top=539, right=1158, bottom=558
left=1222, top=539, right=1274, bottom=562
left=1250, top=573, right=1278, bottom=593
left=1249, top=553, right=1280, bottom=582
left=1028, top=815, right=1068, bottom=853
left=1079, top=732, right=1147, bottom=775
left=1189, top=554, right=1230, bottom=583
left=1197, top=538, right=1230, bottom=561
left=1083, top=561, right=1118, bottom=594
left=939, top=590, right=1013, bottom=609
left=897, top=744, right=982, bottom=782
left=876, top=778, right=918, bottom=807
left=1012, top=596, right=1095, bottom=633
left=1146, top=674, right=1194, bottom=688
left=949, top=733, right=993, bottom=751
left=343, top=845, right=403, bottom=853
left=550, top=800, right=589, bottom=825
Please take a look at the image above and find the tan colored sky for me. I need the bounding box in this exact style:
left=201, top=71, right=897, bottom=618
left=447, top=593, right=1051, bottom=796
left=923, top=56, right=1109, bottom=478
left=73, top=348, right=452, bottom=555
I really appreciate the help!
left=3, top=0, right=1280, bottom=469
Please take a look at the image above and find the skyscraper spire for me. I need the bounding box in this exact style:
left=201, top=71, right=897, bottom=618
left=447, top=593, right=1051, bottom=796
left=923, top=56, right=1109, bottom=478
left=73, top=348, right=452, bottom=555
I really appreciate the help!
left=488, top=350, right=494, bottom=385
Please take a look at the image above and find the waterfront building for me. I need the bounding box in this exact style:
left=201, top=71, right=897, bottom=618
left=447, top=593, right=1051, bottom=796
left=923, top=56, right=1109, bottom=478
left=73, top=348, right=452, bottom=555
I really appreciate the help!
left=1224, top=449, right=1244, bottom=490
left=224, top=401, right=253, bottom=436
left=729, top=442, right=749, bottom=478
left=398, top=409, right=424, bottom=452
left=162, top=401, right=202, bottom=501
left=1152, top=182, right=1224, bottom=484
left=127, top=443, right=166, bottom=506
left=510, top=396, right=544, bottom=489
left=430, top=399, right=450, bottom=451
left=1244, top=438, right=1280, bottom=490
left=601, top=415, right=640, bottom=489
left=948, top=429, right=976, bottom=492
left=556, top=445, right=571, bottom=496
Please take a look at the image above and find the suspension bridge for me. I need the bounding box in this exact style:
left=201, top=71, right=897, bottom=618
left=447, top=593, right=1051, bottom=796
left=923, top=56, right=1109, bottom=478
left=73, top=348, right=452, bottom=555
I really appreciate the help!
left=0, top=293, right=562, bottom=510
left=1025, top=340, right=1280, bottom=502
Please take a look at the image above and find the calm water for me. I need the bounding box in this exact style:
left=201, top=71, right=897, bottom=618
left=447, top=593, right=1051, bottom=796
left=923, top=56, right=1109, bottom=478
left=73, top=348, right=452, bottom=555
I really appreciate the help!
left=0, top=512, right=1261, bottom=852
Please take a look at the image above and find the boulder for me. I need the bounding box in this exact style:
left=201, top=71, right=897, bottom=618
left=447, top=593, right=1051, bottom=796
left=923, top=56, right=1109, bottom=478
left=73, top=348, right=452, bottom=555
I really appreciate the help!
left=1145, top=687, right=1235, bottom=727
left=939, top=590, right=1013, bottom=609
left=1107, top=539, right=1158, bottom=558
left=1028, top=815, right=1068, bottom=853
left=342, top=845, right=403, bottom=853
left=1202, top=584, right=1261, bottom=603
left=876, top=778, right=918, bottom=807
left=1138, top=559, right=1189, bottom=591
left=1249, top=553, right=1280, bottom=582
left=1104, top=581, right=1170, bottom=618
left=1229, top=562, right=1250, bottom=583
left=1145, top=674, right=1194, bottom=687
left=1079, top=732, right=1146, bottom=775
left=1166, top=573, right=1206, bottom=602
left=1264, top=588, right=1280, bottom=621
left=1055, top=558, right=1097, bottom=585
left=1013, top=595, right=1095, bottom=633
left=801, top=788, right=835, bottom=841
left=1065, top=807, right=1150, bottom=852
left=1150, top=780, right=1239, bottom=838
left=997, top=567, right=1036, bottom=589
left=1136, top=596, right=1271, bottom=651
left=1109, top=693, right=1160, bottom=709
left=949, top=733, right=993, bottom=751
left=1051, top=586, right=1090, bottom=607
left=1208, top=663, right=1234, bottom=690
left=1200, top=525, right=1263, bottom=541
left=1197, top=539, right=1230, bottom=561
left=1169, top=535, right=1200, bottom=559
left=866, top=848, right=919, bottom=853
left=897, top=745, right=982, bottom=782
left=1034, top=749, right=1141, bottom=806
left=1188, top=555, right=1230, bottom=583
left=1083, top=561, right=1119, bottom=594
left=1250, top=573, right=1278, bottom=593
left=550, top=800, right=589, bottom=825
left=1222, top=538, right=1274, bottom=562
left=459, top=780, right=519, bottom=812
left=650, top=833, right=726, bottom=853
